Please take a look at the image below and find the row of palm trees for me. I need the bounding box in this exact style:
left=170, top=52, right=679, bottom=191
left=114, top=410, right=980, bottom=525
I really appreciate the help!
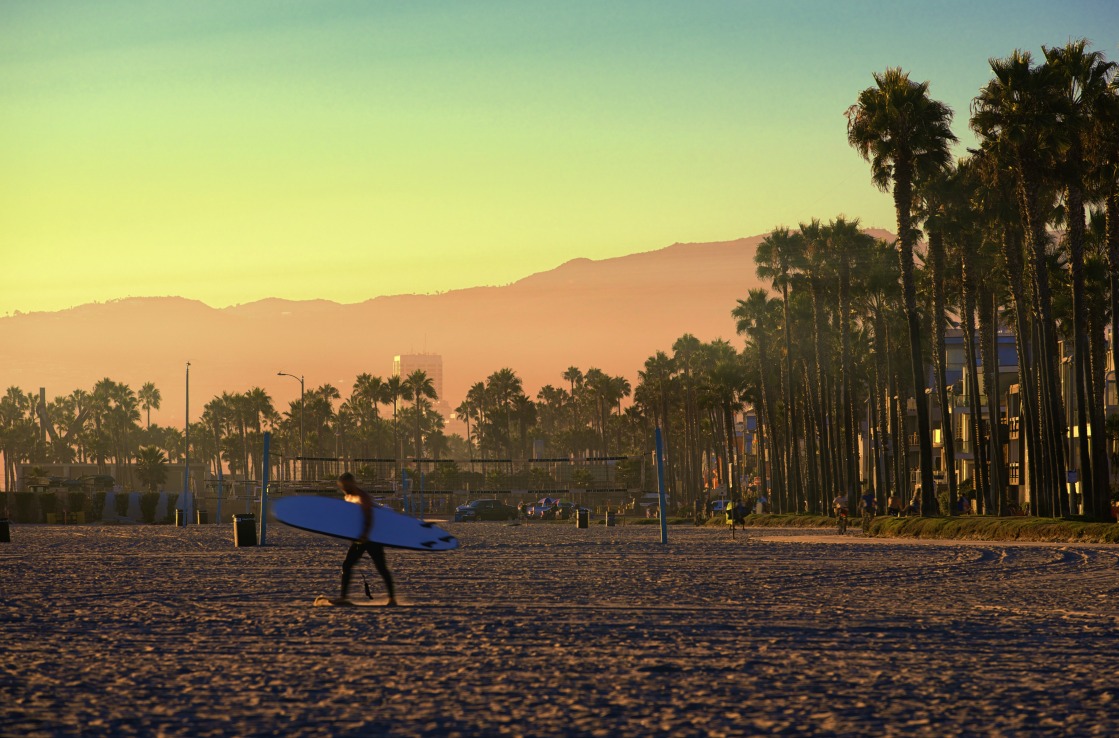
left=820, top=39, right=1118, bottom=519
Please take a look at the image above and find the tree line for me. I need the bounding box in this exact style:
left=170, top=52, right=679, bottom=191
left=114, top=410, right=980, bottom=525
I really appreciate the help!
left=3, top=40, right=1116, bottom=520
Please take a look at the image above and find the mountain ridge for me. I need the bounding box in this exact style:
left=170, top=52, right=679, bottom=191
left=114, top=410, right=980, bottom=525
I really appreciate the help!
left=1, top=229, right=894, bottom=428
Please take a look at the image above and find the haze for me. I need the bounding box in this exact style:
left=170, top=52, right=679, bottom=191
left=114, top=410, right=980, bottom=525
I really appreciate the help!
left=4, top=1, right=1117, bottom=315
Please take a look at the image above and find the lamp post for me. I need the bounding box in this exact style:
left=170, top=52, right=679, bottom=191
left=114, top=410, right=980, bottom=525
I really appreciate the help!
left=277, top=372, right=304, bottom=480
left=184, top=361, right=191, bottom=526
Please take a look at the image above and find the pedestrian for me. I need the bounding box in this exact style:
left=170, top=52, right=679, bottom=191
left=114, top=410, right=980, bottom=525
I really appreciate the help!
left=335, top=472, right=396, bottom=606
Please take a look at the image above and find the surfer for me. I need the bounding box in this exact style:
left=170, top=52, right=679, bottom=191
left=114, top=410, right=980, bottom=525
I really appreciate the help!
left=337, top=472, right=397, bottom=606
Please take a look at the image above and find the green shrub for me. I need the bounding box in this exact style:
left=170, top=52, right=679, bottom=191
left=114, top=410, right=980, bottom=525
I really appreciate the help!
left=115, top=493, right=130, bottom=518
left=14, top=492, right=36, bottom=522
left=67, top=492, right=86, bottom=514
left=39, top=493, right=58, bottom=521
left=90, top=491, right=107, bottom=522
left=162, top=494, right=179, bottom=524
left=139, top=492, right=160, bottom=523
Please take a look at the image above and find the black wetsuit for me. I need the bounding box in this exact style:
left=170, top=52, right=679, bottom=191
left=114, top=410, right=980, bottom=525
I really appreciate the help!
left=342, top=540, right=395, bottom=601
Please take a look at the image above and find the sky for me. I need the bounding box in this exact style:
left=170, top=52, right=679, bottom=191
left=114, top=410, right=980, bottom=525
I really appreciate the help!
left=2, top=0, right=1118, bottom=315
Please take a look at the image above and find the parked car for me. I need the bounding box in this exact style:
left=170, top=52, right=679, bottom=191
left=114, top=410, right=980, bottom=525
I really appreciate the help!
left=455, top=499, right=519, bottom=522
left=555, top=501, right=578, bottom=520
left=527, top=504, right=556, bottom=520
left=710, top=499, right=731, bottom=514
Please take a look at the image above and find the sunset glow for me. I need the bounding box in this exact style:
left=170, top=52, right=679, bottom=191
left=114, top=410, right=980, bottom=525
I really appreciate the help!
left=4, top=1, right=1116, bottom=314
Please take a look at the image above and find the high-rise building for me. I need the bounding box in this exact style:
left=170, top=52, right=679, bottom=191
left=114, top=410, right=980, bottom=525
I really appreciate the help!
left=393, top=353, right=444, bottom=399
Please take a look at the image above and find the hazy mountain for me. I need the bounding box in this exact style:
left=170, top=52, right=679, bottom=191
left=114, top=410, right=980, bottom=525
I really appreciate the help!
left=1, top=230, right=893, bottom=426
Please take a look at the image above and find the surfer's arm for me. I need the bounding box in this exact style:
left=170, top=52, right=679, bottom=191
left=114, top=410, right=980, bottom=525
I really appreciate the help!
left=359, top=496, right=374, bottom=542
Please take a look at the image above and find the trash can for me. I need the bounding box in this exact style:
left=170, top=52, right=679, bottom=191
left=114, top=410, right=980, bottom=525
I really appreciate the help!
left=604, top=511, right=616, bottom=527
left=196, top=509, right=208, bottom=525
left=174, top=509, right=185, bottom=527
left=0, top=519, right=9, bottom=543
left=233, top=514, right=257, bottom=547
left=575, top=509, right=589, bottom=529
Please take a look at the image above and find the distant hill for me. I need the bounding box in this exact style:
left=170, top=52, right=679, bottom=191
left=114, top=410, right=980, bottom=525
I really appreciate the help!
left=0, top=229, right=894, bottom=426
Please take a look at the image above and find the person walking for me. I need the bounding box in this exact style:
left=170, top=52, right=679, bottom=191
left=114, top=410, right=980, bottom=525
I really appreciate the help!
left=335, top=472, right=396, bottom=606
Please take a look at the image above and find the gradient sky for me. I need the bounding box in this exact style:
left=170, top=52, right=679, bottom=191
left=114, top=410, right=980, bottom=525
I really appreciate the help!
left=3, top=0, right=1117, bottom=315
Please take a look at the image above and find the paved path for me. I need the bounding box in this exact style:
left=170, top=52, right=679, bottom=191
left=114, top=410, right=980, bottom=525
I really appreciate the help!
left=2, top=523, right=1117, bottom=736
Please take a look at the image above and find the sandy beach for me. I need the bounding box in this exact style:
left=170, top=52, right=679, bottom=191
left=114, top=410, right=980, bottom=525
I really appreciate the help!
left=2, top=522, right=1118, bottom=736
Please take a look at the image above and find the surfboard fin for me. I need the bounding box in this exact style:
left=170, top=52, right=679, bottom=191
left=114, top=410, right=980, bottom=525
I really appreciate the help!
left=361, top=574, right=374, bottom=600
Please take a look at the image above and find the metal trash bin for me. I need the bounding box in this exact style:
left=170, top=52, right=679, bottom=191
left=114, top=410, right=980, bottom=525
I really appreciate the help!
left=233, top=514, right=257, bottom=547
left=196, top=510, right=208, bottom=525
left=174, top=509, right=185, bottom=527
left=575, top=509, right=589, bottom=529
left=0, top=519, right=9, bottom=543
left=604, top=511, right=616, bottom=527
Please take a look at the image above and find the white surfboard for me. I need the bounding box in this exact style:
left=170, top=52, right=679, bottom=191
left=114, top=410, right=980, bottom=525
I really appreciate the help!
left=271, top=496, right=458, bottom=552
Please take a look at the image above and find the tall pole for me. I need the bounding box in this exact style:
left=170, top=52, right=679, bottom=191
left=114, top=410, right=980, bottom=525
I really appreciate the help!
left=655, top=426, right=668, bottom=544
left=184, top=362, right=190, bottom=526
left=259, top=431, right=270, bottom=545
left=278, top=372, right=305, bottom=482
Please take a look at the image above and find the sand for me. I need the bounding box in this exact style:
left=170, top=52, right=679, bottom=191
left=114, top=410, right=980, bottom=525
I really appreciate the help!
left=2, top=522, right=1118, bottom=736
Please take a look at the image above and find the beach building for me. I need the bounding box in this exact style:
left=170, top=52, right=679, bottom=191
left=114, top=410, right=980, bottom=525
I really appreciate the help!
left=393, top=353, right=444, bottom=399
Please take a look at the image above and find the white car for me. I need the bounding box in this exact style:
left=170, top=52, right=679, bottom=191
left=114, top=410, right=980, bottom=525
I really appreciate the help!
left=710, top=499, right=732, bottom=514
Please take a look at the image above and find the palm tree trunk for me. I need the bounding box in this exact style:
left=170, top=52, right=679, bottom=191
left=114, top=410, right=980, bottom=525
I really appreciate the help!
left=1088, top=304, right=1110, bottom=518
left=780, top=283, right=802, bottom=512
left=959, top=272, right=989, bottom=504
left=929, top=229, right=958, bottom=513
left=838, top=263, right=859, bottom=497
left=809, top=283, right=834, bottom=504
left=1067, top=180, right=1098, bottom=518
left=893, top=167, right=936, bottom=513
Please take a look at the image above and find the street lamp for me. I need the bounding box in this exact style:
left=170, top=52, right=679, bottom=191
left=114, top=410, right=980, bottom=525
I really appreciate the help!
left=184, top=361, right=191, bottom=526
left=277, top=372, right=304, bottom=480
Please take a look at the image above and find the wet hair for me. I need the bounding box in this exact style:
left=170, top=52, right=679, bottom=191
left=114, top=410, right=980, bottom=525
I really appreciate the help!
left=338, top=472, right=355, bottom=483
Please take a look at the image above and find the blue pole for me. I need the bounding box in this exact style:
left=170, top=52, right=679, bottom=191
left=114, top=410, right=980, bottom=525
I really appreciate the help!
left=259, top=432, right=270, bottom=545
left=407, top=469, right=416, bottom=516
left=655, top=427, right=668, bottom=544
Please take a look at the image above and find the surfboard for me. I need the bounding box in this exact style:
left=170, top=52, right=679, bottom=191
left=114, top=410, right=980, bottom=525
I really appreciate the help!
left=313, top=595, right=409, bottom=608
left=271, top=496, right=458, bottom=551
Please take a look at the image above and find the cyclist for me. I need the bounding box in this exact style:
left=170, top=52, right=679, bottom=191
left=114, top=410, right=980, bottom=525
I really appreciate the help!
left=859, top=488, right=876, bottom=534
left=831, top=492, right=849, bottom=534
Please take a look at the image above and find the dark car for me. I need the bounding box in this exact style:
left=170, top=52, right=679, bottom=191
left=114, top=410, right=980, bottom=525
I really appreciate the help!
left=455, top=499, right=519, bottom=522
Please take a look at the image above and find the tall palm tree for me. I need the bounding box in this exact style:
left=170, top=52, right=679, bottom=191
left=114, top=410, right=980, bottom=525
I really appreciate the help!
left=402, top=370, right=437, bottom=458
left=562, top=366, right=583, bottom=437
left=847, top=67, right=957, bottom=515
left=383, top=375, right=406, bottom=461
left=138, top=382, right=161, bottom=431
left=973, top=50, right=1074, bottom=515
left=917, top=170, right=961, bottom=512
left=755, top=228, right=806, bottom=511
left=1044, top=40, right=1116, bottom=518
left=733, top=289, right=784, bottom=509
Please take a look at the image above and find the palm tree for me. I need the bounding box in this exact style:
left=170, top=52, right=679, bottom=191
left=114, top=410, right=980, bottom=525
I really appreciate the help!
left=1044, top=40, right=1116, bottom=518
left=798, top=218, right=837, bottom=504
left=733, top=289, right=784, bottom=509
left=383, top=375, right=406, bottom=461
left=138, top=382, right=161, bottom=430
left=135, top=445, right=168, bottom=493
left=755, top=228, right=806, bottom=511
left=847, top=67, right=957, bottom=515
left=402, top=370, right=437, bottom=458
left=486, top=368, right=523, bottom=457
left=973, top=50, right=1075, bottom=514
left=562, top=366, right=583, bottom=437
left=917, top=170, right=961, bottom=513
